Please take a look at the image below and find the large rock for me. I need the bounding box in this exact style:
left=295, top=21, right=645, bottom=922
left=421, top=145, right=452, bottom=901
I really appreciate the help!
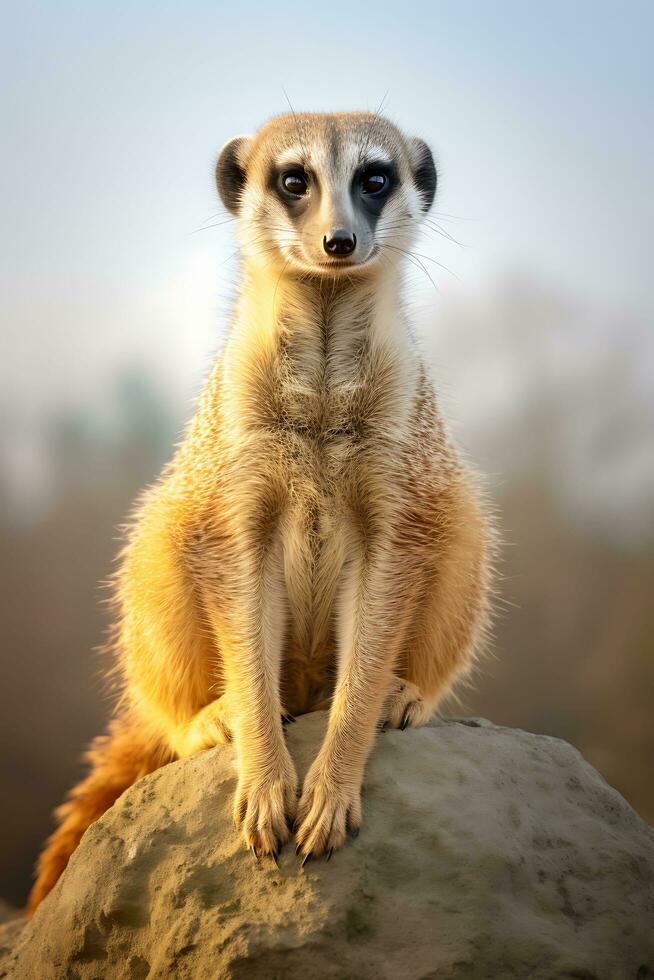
left=4, top=713, right=654, bottom=979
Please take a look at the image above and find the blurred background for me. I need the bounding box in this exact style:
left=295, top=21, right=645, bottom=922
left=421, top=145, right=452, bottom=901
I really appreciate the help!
left=1, top=0, right=652, bottom=906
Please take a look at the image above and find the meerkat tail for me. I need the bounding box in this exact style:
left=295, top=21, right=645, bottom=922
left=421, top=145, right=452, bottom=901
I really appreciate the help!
left=27, top=717, right=173, bottom=914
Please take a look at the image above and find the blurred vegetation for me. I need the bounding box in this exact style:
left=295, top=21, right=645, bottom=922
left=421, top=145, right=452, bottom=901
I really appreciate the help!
left=1, top=282, right=652, bottom=906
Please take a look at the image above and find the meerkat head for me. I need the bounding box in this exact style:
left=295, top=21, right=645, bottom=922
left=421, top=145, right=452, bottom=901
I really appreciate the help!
left=215, top=111, right=436, bottom=277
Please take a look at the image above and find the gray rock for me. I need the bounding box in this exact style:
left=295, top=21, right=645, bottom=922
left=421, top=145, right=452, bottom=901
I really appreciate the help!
left=0, top=906, right=24, bottom=979
left=5, top=713, right=654, bottom=979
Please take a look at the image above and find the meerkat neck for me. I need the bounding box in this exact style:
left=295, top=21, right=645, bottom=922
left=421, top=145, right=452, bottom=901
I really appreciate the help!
left=227, top=257, right=411, bottom=373
left=216, top=257, right=419, bottom=443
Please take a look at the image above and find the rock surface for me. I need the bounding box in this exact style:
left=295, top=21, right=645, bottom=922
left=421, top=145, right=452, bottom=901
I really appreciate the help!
left=4, top=713, right=654, bottom=979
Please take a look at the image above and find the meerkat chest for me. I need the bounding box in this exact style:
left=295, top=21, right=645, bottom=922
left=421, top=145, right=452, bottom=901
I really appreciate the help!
left=273, top=315, right=381, bottom=444
left=228, top=305, right=415, bottom=491
left=277, top=375, right=363, bottom=444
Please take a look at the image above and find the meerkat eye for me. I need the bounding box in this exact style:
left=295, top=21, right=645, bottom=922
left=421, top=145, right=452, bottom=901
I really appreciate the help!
left=281, top=171, right=308, bottom=197
left=361, top=172, right=388, bottom=195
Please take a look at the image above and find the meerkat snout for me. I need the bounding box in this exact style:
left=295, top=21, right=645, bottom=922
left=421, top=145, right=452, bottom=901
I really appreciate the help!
left=323, top=229, right=356, bottom=257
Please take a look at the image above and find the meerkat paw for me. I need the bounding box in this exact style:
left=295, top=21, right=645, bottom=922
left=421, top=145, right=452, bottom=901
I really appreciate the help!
left=174, top=693, right=235, bottom=757
left=294, top=762, right=362, bottom=863
left=234, top=755, right=298, bottom=859
left=381, top=677, right=433, bottom=731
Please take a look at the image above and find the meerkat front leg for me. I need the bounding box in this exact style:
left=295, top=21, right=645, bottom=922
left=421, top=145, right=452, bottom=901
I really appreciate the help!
left=203, top=524, right=297, bottom=859
left=295, top=533, right=413, bottom=861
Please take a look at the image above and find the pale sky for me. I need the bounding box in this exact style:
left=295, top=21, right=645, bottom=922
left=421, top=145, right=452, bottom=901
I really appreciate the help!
left=1, top=0, right=652, bottom=421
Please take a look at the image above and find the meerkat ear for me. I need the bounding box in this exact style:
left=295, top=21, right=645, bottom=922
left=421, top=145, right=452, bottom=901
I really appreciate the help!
left=409, top=138, right=437, bottom=212
left=215, top=135, right=253, bottom=215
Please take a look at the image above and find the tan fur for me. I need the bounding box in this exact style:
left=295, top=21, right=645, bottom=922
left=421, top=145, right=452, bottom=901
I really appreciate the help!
left=29, top=112, right=494, bottom=909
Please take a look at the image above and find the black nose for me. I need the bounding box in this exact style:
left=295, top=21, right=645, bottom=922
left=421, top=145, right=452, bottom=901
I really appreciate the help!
left=323, top=229, right=356, bottom=257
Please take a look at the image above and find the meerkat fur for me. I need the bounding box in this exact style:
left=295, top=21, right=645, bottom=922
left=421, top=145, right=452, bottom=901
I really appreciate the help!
left=29, top=111, right=494, bottom=911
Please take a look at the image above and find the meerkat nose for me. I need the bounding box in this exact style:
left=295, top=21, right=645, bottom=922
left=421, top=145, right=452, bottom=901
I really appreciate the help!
left=323, top=230, right=356, bottom=257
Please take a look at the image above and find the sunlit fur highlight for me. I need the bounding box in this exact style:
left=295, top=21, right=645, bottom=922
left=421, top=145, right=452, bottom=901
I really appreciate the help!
left=29, top=112, right=494, bottom=911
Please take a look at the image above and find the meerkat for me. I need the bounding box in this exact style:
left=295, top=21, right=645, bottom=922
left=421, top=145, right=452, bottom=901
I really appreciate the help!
left=28, top=111, right=494, bottom=912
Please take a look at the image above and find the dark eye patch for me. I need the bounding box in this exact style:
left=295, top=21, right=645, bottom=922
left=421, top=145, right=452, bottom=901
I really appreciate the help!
left=354, top=160, right=398, bottom=218
left=268, top=163, right=312, bottom=212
